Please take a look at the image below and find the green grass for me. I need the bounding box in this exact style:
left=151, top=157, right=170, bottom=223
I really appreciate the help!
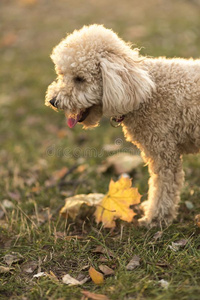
left=0, top=0, right=200, bottom=299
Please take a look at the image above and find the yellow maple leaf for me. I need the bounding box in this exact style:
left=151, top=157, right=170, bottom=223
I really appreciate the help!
left=89, top=266, right=104, bottom=284
left=94, top=176, right=141, bottom=228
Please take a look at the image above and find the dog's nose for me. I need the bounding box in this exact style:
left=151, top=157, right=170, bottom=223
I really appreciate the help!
left=49, top=97, right=57, bottom=107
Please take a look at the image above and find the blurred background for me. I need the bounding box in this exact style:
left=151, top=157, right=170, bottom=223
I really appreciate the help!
left=1, top=0, right=200, bottom=208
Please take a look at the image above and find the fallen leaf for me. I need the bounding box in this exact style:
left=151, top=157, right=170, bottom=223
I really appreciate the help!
left=4, top=252, right=23, bottom=266
left=159, top=279, right=169, bottom=289
left=168, top=243, right=179, bottom=252
left=60, top=193, right=104, bottom=219
left=62, top=274, right=89, bottom=286
left=99, top=265, right=114, bottom=276
left=168, top=239, right=188, bottom=251
left=2, top=199, right=14, bottom=209
left=94, top=176, right=141, bottom=228
left=98, top=153, right=143, bottom=174
left=21, top=261, right=38, bottom=274
left=7, top=191, right=20, bottom=201
left=25, top=176, right=37, bottom=187
left=99, top=255, right=109, bottom=262
left=153, top=231, right=163, bottom=241
left=185, top=201, right=194, bottom=210
left=89, top=267, right=104, bottom=284
left=52, top=167, right=68, bottom=180
left=31, top=186, right=41, bottom=193
left=195, top=214, right=200, bottom=227
left=77, top=273, right=88, bottom=281
left=0, top=266, right=13, bottom=273
left=81, top=290, right=110, bottom=300
left=33, top=272, right=46, bottom=278
left=126, top=255, right=141, bottom=270
left=175, top=239, right=188, bottom=247
left=92, top=246, right=114, bottom=258
left=76, top=164, right=87, bottom=173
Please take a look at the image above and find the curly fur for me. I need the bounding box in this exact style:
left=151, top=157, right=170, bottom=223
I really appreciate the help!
left=46, top=24, right=200, bottom=226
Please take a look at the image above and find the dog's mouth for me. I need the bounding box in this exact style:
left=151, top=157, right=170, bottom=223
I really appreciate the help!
left=66, top=107, right=91, bottom=128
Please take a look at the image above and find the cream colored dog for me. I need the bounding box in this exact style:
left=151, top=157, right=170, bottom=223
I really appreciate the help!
left=46, top=24, right=200, bottom=227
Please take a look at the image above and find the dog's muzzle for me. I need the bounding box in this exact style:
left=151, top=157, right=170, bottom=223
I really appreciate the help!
left=49, top=97, right=57, bottom=108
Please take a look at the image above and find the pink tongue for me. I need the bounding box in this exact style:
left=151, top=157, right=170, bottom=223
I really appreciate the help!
left=67, top=114, right=80, bottom=128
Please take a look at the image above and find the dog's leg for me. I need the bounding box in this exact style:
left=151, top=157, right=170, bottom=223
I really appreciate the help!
left=138, top=153, right=184, bottom=227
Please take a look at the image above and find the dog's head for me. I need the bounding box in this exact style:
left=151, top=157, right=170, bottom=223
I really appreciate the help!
left=45, top=24, right=155, bottom=128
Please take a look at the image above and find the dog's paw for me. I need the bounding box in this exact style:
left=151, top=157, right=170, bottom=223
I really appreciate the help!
left=138, top=214, right=173, bottom=228
left=138, top=201, right=176, bottom=228
left=138, top=216, right=152, bottom=228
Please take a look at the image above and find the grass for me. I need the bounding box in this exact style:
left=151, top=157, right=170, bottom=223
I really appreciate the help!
left=0, top=0, right=200, bottom=299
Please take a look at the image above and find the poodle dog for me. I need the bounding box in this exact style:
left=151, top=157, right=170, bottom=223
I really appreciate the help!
left=45, top=24, right=200, bottom=227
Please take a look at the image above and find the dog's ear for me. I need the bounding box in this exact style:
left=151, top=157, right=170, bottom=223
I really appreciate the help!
left=100, top=51, right=155, bottom=117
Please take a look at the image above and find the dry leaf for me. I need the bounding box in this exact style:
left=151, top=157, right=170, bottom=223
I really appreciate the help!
left=77, top=273, right=88, bottom=281
left=2, top=199, right=14, bottom=209
left=4, top=252, right=23, bottom=266
left=98, top=153, right=143, bottom=174
left=126, top=255, right=141, bottom=270
left=153, top=231, right=163, bottom=241
left=185, top=201, right=194, bottom=210
left=44, top=167, right=69, bottom=187
left=92, top=246, right=114, bottom=258
left=159, top=279, right=169, bottom=289
left=76, top=164, right=87, bottom=173
left=168, top=243, right=180, bottom=252
left=168, top=239, right=188, bottom=251
left=33, top=272, right=46, bottom=278
left=7, top=191, right=20, bottom=201
left=21, top=261, right=38, bottom=274
left=52, top=167, right=68, bottom=180
left=0, top=266, right=13, bottom=273
left=195, top=214, right=200, bottom=227
left=99, top=265, right=114, bottom=276
left=81, top=290, right=110, bottom=300
left=62, top=274, right=89, bottom=286
left=175, top=239, right=188, bottom=247
left=89, top=266, right=104, bottom=284
left=60, top=193, right=104, bottom=219
left=99, top=255, right=109, bottom=262
left=31, top=186, right=41, bottom=193
left=94, top=177, right=141, bottom=228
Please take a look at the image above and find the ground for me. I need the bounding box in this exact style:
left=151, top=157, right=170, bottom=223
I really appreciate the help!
left=0, top=0, right=200, bottom=299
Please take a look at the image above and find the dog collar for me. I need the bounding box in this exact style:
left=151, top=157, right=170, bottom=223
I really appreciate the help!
left=110, top=115, right=125, bottom=128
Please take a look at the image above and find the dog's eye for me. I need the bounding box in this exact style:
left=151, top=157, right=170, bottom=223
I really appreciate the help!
left=74, top=76, right=85, bottom=83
